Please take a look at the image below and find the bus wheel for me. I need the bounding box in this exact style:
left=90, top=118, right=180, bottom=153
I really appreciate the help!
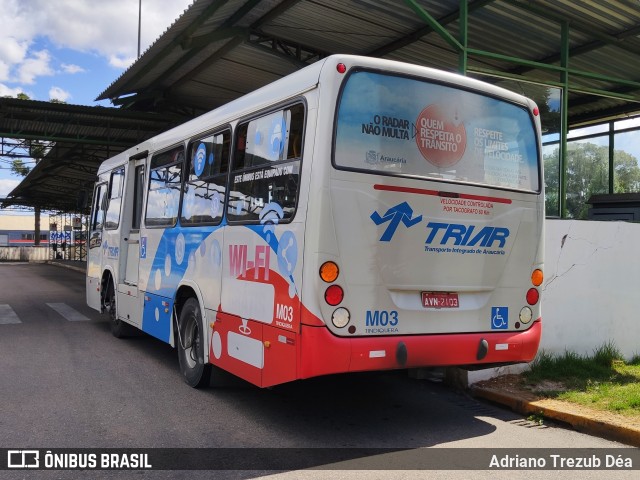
left=177, top=298, right=211, bottom=388
left=104, top=280, right=130, bottom=338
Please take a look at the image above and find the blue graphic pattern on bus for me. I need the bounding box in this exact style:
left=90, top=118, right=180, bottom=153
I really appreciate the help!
left=142, top=212, right=299, bottom=341
left=142, top=225, right=221, bottom=341
left=370, top=202, right=422, bottom=241
left=247, top=224, right=298, bottom=298
left=194, top=143, right=207, bottom=177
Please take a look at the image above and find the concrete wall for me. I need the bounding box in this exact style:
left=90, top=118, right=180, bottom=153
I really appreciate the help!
left=542, top=219, right=639, bottom=359
left=469, top=218, right=640, bottom=383
left=0, top=214, right=50, bottom=230
left=0, top=246, right=49, bottom=262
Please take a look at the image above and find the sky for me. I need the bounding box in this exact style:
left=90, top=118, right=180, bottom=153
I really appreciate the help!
left=0, top=0, right=193, bottom=199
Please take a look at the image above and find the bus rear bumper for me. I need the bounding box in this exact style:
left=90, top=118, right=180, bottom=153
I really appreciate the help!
left=299, top=320, right=541, bottom=379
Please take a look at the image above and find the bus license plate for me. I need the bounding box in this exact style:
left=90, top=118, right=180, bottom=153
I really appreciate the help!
left=421, top=292, right=459, bottom=309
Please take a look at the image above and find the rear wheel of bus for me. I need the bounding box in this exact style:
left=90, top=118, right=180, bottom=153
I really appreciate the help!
left=176, top=297, right=211, bottom=388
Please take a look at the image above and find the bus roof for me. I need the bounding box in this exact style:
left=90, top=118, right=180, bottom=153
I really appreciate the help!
left=97, top=54, right=534, bottom=175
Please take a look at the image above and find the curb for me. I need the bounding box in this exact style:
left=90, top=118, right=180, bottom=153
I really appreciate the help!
left=471, top=386, right=640, bottom=448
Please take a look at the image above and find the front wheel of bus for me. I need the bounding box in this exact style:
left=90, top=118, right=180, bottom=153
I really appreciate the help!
left=104, top=279, right=131, bottom=338
left=177, top=298, right=211, bottom=388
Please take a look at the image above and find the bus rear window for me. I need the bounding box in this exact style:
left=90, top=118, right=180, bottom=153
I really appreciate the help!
left=334, top=71, right=539, bottom=192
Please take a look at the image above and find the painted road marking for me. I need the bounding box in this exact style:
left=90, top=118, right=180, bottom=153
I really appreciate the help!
left=0, top=304, right=21, bottom=324
left=46, top=303, right=91, bottom=322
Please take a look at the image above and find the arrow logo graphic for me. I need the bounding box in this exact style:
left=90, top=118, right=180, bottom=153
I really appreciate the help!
left=370, top=202, right=423, bottom=242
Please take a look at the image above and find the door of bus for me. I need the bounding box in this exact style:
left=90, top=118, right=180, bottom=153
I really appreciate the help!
left=86, top=182, right=107, bottom=311
left=116, top=157, right=146, bottom=327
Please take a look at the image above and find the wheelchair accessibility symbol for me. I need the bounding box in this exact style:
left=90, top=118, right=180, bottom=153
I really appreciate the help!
left=491, top=307, right=508, bottom=329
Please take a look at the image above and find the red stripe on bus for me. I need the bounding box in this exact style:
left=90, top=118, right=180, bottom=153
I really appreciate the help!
left=373, top=184, right=512, bottom=204
left=299, top=320, right=541, bottom=380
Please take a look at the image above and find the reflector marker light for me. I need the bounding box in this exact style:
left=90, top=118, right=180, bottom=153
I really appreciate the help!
left=337, top=63, right=347, bottom=74
left=531, top=269, right=544, bottom=286
left=320, top=261, right=339, bottom=283
left=519, top=306, right=533, bottom=324
left=331, top=307, right=350, bottom=328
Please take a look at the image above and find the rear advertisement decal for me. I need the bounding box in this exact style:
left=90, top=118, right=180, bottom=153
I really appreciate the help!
left=335, top=71, right=538, bottom=192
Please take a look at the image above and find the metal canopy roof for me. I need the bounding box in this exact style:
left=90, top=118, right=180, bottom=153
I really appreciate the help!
left=5, top=0, right=640, bottom=213
left=0, top=98, right=178, bottom=212
left=99, top=0, right=640, bottom=125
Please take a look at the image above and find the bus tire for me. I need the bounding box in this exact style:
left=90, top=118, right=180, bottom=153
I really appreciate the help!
left=177, top=297, right=211, bottom=388
left=104, top=279, right=131, bottom=338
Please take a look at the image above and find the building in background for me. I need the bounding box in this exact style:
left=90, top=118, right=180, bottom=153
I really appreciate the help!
left=0, top=214, right=49, bottom=246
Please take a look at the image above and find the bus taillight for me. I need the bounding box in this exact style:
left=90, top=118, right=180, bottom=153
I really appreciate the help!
left=526, top=288, right=539, bottom=305
left=320, top=261, right=349, bottom=327
left=325, top=285, right=344, bottom=306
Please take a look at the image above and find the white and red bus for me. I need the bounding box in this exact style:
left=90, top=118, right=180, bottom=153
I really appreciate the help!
left=86, top=55, right=544, bottom=388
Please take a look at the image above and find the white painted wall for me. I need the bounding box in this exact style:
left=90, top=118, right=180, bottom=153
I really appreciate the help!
left=0, top=214, right=50, bottom=230
left=542, top=219, right=639, bottom=359
left=469, top=219, right=640, bottom=384
left=0, top=246, right=49, bottom=262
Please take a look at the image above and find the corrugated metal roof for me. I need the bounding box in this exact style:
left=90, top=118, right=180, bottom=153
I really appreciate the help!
left=0, top=99, right=179, bottom=212
left=97, top=0, right=640, bottom=126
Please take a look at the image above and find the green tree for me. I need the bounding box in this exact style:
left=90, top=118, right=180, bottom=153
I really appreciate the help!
left=544, top=152, right=560, bottom=217
left=565, top=142, right=609, bottom=219
left=544, top=142, right=640, bottom=219
left=614, top=150, right=640, bottom=193
left=10, top=159, right=31, bottom=176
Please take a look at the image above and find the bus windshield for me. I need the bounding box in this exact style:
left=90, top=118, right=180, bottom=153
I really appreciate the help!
left=334, top=70, right=540, bottom=192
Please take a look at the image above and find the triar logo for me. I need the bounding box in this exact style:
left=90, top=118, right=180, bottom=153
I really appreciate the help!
left=370, top=202, right=422, bottom=242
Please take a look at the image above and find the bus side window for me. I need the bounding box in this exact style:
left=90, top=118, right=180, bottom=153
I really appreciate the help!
left=145, top=146, right=184, bottom=227
left=91, top=183, right=106, bottom=231
left=227, top=103, right=305, bottom=223
left=234, top=126, right=247, bottom=169
left=287, top=106, right=304, bottom=159
left=132, top=165, right=145, bottom=230
left=182, top=129, right=230, bottom=225
left=105, top=167, right=125, bottom=230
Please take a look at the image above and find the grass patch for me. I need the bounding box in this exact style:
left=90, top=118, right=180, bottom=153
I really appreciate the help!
left=523, top=343, right=640, bottom=417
